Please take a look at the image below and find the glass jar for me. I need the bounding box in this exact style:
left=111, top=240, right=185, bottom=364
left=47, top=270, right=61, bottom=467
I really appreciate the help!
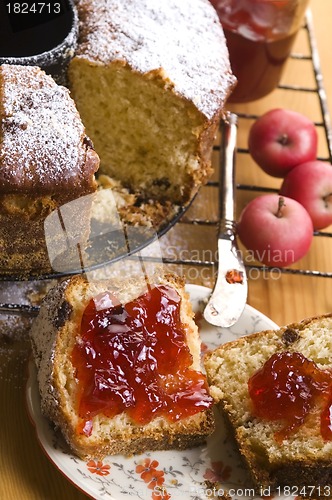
left=210, top=0, right=310, bottom=102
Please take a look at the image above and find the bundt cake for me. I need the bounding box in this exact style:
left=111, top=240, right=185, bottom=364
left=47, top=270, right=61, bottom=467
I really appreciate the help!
left=68, top=0, right=236, bottom=205
left=30, top=273, right=214, bottom=459
left=204, top=314, right=332, bottom=493
left=0, top=64, right=99, bottom=275
left=0, top=1, right=235, bottom=274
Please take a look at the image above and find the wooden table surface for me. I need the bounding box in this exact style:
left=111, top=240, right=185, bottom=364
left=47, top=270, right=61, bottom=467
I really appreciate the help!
left=1, top=2, right=331, bottom=499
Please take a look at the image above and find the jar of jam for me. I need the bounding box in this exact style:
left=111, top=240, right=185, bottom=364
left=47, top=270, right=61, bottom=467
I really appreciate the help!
left=210, top=0, right=310, bottom=102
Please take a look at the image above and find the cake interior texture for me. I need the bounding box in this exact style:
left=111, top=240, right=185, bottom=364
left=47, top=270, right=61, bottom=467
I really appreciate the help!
left=69, top=62, right=216, bottom=204
left=204, top=315, right=332, bottom=491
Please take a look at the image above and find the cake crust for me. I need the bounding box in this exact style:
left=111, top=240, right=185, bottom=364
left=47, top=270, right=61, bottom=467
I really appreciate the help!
left=0, top=64, right=99, bottom=274
left=0, top=64, right=98, bottom=195
left=73, top=0, right=236, bottom=121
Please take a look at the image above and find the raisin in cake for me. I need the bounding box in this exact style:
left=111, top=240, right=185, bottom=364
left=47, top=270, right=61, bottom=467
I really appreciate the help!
left=204, top=314, right=332, bottom=493
left=0, top=64, right=99, bottom=275
left=68, top=0, right=236, bottom=205
left=30, top=273, right=214, bottom=459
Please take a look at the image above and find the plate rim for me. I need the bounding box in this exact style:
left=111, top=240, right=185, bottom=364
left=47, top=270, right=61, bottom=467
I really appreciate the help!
left=185, top=283, right=278, bottom=331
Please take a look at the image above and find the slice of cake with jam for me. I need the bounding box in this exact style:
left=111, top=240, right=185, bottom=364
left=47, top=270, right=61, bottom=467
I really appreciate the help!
left=30, top=273, right=214, bottom=459
left=204, top=314, right=332, bottom=493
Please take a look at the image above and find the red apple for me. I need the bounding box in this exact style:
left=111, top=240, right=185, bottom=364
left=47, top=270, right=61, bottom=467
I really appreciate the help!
left=248, top=109, right=318, bottom=177
left=280, top=160, right=332, bottom=230
left=236, top=194, right=313, bottom=267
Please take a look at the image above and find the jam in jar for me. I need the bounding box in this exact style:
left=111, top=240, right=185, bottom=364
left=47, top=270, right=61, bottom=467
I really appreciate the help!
left=71, top=284, right=213, bottom=435
left=248, top=351, right=332, bottom=442
left=210, top=0, right=310, bottom=102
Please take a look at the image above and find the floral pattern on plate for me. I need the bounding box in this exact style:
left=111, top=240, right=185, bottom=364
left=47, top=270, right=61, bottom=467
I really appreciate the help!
left=26, top=284, right=290, bottom=500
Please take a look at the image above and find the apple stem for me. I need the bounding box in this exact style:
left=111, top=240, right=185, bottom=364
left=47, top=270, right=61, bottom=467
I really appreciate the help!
left=323, top=193, right=332, bottom=207
left=276, top=196, right=286, bottom=218
left=278, top=134, right=289, bottom=146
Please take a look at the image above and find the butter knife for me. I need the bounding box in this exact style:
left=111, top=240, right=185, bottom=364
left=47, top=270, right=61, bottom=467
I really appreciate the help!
left=203, top=113, right=248, bottom=328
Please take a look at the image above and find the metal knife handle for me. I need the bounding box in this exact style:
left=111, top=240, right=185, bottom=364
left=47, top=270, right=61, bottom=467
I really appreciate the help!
left=219, top=113, right=238, bottom=236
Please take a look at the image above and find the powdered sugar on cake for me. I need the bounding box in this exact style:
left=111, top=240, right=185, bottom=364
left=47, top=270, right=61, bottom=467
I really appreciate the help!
left=74, top=0, right=236, bottom=119
left=0, top=65, right=87, bottom=193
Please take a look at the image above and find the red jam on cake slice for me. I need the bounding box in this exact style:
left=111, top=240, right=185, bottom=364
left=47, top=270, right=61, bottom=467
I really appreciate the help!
left=248, top=351, right=332, bottom=442
left=71, top=284, right=213, bottom=435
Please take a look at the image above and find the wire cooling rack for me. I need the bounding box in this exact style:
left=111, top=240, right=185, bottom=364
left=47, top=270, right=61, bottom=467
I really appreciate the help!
left=160, top=9, right=332, bottom=281
left=0, top=9, right=331, bottom=315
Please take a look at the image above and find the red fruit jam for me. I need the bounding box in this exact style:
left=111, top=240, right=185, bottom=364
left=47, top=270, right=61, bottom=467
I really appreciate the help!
left=71, top=284, right=213, bottom=435
left=248, top=351, right=332, bottom=442
left=226, top=269, right=244, bottom=284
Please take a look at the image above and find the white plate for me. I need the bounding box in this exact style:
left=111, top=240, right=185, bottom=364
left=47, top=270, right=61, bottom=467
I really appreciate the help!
left=26, top=284, right=281, bottom=500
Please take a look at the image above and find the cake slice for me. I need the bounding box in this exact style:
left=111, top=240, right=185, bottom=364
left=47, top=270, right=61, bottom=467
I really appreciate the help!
left=68, top=0, right=236, bottom=205
left=30, top=273, right=214, bottom=459
left=204, top=315, right=332, bottom=492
